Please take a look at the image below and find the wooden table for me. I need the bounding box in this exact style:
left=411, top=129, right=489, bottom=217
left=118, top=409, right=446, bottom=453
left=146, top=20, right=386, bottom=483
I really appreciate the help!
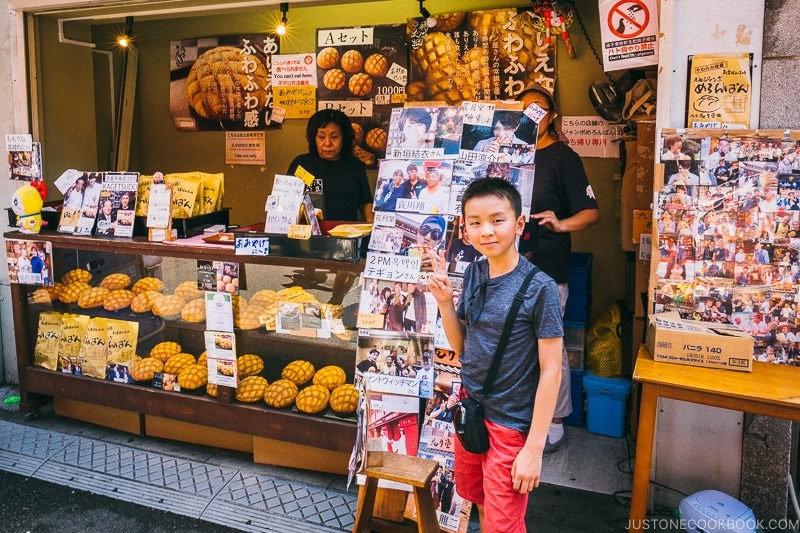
left=630, top=345, right=800, bottom=532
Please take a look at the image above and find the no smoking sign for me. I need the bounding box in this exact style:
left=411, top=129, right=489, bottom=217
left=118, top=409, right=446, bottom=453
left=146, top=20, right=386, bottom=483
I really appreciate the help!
left=607, top=0, right=650, bottom=39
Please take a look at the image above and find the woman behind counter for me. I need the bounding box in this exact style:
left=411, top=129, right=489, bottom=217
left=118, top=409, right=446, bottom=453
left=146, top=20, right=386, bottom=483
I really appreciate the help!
left=287, top=109, right=374, bottom=222
left=286, top=109, right=373, bottom=303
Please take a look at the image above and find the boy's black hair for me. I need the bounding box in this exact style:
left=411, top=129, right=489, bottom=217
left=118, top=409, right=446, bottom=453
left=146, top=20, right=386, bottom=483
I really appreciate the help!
left=461, top=177, right=522, bottom=218
left=305, top=109, right=355, bottom=156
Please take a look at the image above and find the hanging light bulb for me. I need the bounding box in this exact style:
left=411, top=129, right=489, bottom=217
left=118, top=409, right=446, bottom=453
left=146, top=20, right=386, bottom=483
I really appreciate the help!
left=276, top=3, right=289, bottom=36
left=117, top=16, right=134, bottom=48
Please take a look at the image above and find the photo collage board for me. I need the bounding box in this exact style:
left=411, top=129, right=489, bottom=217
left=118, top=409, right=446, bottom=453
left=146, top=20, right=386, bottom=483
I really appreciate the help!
left=354, top=100, right=539, bottom=531
left=653, top=128, right=800, bottom=364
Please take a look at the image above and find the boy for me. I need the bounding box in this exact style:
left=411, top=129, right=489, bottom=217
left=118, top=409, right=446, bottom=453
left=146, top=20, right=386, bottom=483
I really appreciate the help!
left=428, top=178, right=563, bottom=532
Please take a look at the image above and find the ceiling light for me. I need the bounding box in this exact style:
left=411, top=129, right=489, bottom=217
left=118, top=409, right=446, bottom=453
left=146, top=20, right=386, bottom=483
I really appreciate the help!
left=117, top=16, right=134, bottom=48
left=276, top=3, right=288, bottom=36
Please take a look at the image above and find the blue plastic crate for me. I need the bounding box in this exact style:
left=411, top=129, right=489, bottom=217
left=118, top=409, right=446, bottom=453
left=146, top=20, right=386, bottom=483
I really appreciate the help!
left=564, top=369, right=585, bottom=427
left=582, top=371, right=630, bottom=438
left=564, top=252, right=592, bottom=323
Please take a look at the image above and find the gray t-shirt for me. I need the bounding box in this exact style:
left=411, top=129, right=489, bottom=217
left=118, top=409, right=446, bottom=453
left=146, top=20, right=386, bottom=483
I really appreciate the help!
left=456, top=257, right=563, bottom=433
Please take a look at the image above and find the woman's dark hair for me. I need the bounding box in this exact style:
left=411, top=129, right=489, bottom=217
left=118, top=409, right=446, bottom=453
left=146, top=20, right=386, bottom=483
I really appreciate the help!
left=461, top=177, right=521, bottom=218
left=305, top=109, right=355, bottom=156
left=399, top=107, right=432, bottom=130
left=516, top=85, right=557, bottom=140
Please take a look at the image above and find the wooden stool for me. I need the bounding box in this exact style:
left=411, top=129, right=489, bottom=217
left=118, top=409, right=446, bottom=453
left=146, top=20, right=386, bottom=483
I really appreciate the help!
left=352, top=451, right=441, bottom=533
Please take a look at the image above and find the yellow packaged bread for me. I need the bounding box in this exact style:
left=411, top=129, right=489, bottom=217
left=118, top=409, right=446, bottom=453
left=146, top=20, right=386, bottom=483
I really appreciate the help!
left=130, top=290, right=162, bottom=313
left=313, top=365, right=347, bottom=391
left=235, top=375, right=268, bottom=403
left=200, top=172, right=224, bottom=214
left=61, top=268, right=92, bottom=285
left=33, top=311, right=63, bottom=371
left=295, top=384, right=330, bottom=414
left=330, top=384, right=359, bottom=414
left=58, top=281, right=92, bottom=304
left=77, top=287, right=110, bottom=309
left=103, top=289, right=134, bottom=311
left=131, top=357, right=164, bottom=382
left=99, top=273, right=131, bottom=290
left=164, top=352, right=196, bottom=375
left=132, top=277, right=164, bottom=295
left=57, top=314, right=90, bottom=368
left=237, top=354, right=264, bottom=378
left=181, top=298, right=206, bottom=323
left=105, top=319, right=139, bottom=373
left=281, top=360, right=315, bottom=385
left=263, top=379, right=298, bottom=409
left=164, top=172, right=202, bottom=218
left=77, top=317, right=109, bottom=379
left=136, top=174, right=153, bottom=217
left=149, top=341, right=182, bottom=362
left=177, top=363, right=208, bottom=390
left=152, top=294, right=186, bottom=320
left=173, top=280, right=203, bottom=301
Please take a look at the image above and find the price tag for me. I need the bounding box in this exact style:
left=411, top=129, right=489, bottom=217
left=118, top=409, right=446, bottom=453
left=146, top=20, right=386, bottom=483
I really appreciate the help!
left=287, top=224, right=312, bottom=240
left=234, top=236, right=270, bottom=256
left=293, top=165, right=315, bottom=186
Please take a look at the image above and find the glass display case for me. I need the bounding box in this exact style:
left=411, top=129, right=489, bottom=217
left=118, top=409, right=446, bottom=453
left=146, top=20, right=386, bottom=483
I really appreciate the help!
left=6, top=230, right=363, bottom=472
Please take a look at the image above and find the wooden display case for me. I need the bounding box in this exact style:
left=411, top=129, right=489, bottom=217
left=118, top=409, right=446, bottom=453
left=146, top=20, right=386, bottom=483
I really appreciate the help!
left=7, top=230, right=363, bottom=473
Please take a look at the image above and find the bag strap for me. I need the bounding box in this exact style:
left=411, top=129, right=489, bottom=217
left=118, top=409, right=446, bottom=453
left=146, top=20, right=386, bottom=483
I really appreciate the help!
left=479, top=265, right=540, bottom=396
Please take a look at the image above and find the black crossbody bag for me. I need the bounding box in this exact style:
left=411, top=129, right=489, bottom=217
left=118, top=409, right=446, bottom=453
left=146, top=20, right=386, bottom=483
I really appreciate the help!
left=454, top=266, right=539, bottom=454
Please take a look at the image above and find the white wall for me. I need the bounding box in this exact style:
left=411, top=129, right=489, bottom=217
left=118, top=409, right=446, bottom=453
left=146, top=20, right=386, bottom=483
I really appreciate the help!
left=1, top=1, right=19, bottom=383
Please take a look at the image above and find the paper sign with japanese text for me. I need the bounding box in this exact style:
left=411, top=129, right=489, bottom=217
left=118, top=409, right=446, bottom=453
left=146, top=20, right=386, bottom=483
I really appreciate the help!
left=204, top=291, right=234, bottom=332
left=273, top=86, right=317, bottom=119
left=234, top=236, right=270, bottom=255
left=561, top=116, right=623, bottom=158
left=272, top=53, right=318, bottom=86
left=363, top=252, right=420, bottom=282
left=687, top=53, right=752, bottom=129
left=598, top=0, right=659, bottom=71
left=225, top=131, right=266, bottom=165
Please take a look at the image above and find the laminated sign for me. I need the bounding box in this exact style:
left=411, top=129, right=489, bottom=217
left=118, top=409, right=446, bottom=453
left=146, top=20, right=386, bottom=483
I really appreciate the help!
left=598, top=0, right=658, bottom=71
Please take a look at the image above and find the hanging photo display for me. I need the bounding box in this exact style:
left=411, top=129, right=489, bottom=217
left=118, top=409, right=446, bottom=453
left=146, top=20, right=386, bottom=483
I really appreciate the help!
left=169, top=34, right=280, bottom=131
left=653, top=128, right=800, bottom=364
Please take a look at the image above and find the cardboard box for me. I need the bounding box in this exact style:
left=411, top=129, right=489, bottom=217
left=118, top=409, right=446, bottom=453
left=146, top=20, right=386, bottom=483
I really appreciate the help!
left=645, top=312, right=753, bottom=372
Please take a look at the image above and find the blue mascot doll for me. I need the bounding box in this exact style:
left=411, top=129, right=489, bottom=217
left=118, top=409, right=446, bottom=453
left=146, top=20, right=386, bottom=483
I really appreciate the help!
left=12, top=185, right=44, bottom=234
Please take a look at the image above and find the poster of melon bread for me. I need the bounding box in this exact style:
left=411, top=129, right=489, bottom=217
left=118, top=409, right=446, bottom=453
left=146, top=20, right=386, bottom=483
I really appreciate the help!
left=407, top=8, right=556, bottom=104
left=169, top=34, right=280, bottom=131
left=316, top=24, right=409, bottom=168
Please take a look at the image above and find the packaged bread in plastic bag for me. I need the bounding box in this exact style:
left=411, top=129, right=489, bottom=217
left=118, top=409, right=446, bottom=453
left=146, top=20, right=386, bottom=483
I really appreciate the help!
left=77, top=317, right=109, bottom=379
left=58, top=314, right=90, bottom=374
left=33, top=311, right=63, bottom=371
left=106, top=319, right=139, bottom=381
left=165, top=172, right=203, bottom=217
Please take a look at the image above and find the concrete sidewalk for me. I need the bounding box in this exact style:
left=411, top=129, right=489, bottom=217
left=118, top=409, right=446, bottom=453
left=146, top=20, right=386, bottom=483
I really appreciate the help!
left=0, top=385, right=358, bottom=533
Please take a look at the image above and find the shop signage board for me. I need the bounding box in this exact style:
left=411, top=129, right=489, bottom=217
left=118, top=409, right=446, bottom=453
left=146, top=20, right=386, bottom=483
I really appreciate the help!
left=598, top=0, right=659, bottom=71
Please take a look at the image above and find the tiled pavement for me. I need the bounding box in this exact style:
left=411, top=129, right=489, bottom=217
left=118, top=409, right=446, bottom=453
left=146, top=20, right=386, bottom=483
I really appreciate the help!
left=0, top=413, right=358, bottom=533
